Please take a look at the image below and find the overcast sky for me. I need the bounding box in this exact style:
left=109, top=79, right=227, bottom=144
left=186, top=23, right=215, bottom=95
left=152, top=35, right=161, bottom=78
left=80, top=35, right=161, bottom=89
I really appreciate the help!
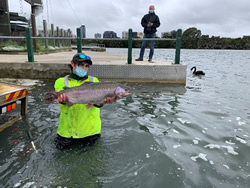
left=8, top=0, right=250, bottom=38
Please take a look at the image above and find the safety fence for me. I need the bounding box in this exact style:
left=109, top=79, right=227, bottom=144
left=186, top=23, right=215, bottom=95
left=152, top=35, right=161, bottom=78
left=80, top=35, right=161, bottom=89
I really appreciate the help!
left=0, top=27, right=182, bottom=64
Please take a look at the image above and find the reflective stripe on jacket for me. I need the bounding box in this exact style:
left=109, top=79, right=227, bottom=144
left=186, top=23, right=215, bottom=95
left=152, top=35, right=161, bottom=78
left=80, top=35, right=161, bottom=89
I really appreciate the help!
left=54, top=75, right=101, bottom=138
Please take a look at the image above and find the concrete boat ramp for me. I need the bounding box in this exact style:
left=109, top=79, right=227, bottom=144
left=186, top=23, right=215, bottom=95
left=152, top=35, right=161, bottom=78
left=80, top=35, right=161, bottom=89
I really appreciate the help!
left=0, top=50, right=187, bottom=84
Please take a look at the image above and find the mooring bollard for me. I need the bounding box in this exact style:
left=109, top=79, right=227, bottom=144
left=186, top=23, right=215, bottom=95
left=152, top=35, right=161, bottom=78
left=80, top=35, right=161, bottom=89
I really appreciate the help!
left=25, top=27, right=34, bottom=62
left=127, top=28, right=133, bottom=64
left=77, top=28, right=82, bottom=53
left=175, top=29, right=182, bottom=64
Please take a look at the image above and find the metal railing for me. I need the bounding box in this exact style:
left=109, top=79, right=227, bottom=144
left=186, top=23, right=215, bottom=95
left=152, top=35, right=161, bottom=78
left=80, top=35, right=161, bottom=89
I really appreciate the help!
left=0, top=27, right=182, bottom=64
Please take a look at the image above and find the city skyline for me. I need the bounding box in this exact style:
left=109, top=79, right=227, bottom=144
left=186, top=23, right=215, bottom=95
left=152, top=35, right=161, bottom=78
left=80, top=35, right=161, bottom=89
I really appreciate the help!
left=7, top=0, right=250, bottom=39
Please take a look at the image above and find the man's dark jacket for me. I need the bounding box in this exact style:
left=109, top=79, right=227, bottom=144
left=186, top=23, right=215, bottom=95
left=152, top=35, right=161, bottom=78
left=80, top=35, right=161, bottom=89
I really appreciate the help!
left=141, top=12, right=160, bottom=34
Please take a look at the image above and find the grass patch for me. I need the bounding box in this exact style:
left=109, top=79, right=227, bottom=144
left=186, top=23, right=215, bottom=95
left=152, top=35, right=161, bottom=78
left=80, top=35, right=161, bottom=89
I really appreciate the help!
left=0, top=40, right=26, bottom=51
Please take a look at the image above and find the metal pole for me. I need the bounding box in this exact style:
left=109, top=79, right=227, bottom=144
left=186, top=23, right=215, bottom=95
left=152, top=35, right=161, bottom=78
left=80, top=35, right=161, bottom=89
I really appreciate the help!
left=127, top=28, right=132, bottom=64
left=175, top=29, right=182, bottom=64
left=25, top=27, right=34, bottom=62
left=77, top=28, right=82, bottom=53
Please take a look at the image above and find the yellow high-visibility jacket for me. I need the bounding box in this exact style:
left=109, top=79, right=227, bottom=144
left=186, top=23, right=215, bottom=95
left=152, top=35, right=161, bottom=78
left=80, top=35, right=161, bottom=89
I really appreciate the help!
left=54, top=75, right=101, bottom=138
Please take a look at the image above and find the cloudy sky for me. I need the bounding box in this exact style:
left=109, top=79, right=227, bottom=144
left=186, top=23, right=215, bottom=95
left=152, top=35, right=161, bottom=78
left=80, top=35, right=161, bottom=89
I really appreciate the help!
left=8, top=0, right=250, bottom=38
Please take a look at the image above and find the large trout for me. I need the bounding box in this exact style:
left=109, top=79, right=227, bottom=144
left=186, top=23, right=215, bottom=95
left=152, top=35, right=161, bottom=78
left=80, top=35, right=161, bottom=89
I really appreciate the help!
left=44, top=81, right=131, bottom=109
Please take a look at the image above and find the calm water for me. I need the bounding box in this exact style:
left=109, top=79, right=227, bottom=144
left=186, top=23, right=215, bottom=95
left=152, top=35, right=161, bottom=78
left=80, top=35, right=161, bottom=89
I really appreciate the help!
left=0, top=49, right=250, bottom=188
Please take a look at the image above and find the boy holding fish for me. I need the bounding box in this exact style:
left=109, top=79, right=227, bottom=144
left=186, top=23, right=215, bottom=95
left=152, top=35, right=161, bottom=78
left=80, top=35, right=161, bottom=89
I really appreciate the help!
left=50, top=53, right=130, bottom=148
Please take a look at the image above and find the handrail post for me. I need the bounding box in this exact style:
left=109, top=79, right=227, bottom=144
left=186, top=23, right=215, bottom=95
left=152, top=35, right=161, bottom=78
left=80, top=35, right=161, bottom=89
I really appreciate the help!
left=127, top=28, right=132, bottom=64
left=25, top=27, right=34, bottom=62
left=175, top=29, right=182, bottom=64
left=77, top=28, right=82, bottom=53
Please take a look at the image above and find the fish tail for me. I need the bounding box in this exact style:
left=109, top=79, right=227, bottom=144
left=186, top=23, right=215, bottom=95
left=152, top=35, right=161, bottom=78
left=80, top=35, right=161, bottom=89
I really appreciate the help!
left=44, top=92, right=58, bottom=104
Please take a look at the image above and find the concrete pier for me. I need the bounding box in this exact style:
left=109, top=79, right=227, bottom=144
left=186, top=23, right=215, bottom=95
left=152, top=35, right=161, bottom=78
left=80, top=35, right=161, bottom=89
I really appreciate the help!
left=0, top=50, right=187, bottom=84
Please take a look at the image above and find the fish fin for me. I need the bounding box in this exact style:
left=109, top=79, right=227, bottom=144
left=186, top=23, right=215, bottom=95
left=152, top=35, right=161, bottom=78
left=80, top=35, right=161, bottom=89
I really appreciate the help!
left=66, top=101, right=74, bottom=107
left=44, top=92, right=58, bottom=104
left=63, top=86, right=71, bottom=90
left=86, top=104, right=93, bottom=110
left=123, top=92, right=131, bottom=97
left=84, top=82, right=94, bottom=84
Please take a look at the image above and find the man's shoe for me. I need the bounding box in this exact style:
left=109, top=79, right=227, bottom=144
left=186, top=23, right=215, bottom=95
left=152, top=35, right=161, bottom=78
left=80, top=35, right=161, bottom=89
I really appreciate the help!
left=135, top=58, right=143, bottom=61
left=148, top=59, right=153, bottom=62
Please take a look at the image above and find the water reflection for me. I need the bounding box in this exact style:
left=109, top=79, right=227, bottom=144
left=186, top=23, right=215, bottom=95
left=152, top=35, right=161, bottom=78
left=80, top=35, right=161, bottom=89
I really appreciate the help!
left=168, top=96, right=179, bottom=111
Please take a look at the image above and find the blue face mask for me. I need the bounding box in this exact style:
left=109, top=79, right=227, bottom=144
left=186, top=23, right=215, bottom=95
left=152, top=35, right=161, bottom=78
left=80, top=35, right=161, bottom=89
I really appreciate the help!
left=149, top=10, right=154, bottom=13
left=75, top=66, right=88, bottom=77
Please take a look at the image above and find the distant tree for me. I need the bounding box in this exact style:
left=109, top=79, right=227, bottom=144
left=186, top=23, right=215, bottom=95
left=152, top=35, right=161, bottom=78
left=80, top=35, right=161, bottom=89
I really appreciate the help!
left=229, top=37, right=243, bottom=49
left=162, top=32, right=171, bottom=38
left=210, top=36, right=221, bottom=49
left=241, top=36, right=250, bottom=49
left=170, top=30, right=177, bottom=38
left=182, top=27, right=201, bottom=48
left=162, top=30, right=177, bottom=39
left=197, top=35, right=210, bottom=49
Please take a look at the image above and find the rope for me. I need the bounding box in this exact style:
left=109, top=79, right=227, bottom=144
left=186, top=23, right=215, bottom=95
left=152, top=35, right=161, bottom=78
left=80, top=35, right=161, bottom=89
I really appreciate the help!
left=66, top=0, right=81, bottom=25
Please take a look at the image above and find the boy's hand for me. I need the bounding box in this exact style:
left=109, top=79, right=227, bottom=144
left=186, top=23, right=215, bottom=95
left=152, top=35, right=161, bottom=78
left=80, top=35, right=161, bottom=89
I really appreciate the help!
left=56, top=91, right=68, bottom=103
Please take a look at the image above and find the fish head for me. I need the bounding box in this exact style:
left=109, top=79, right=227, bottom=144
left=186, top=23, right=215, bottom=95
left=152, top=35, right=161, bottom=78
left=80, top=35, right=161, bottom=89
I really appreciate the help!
left=115, top=87, right=131, bottom=97
left=115, top=87, right=125, bottom=95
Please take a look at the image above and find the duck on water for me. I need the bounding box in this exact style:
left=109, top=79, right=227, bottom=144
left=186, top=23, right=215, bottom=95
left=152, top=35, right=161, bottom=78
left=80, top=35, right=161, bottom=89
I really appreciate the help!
left=191, top=66, right=205, bottom=76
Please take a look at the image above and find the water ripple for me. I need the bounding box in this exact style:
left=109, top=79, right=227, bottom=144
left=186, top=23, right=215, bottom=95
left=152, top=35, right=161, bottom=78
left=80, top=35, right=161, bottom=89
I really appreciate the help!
left=1, top=49, right=250, bottom=187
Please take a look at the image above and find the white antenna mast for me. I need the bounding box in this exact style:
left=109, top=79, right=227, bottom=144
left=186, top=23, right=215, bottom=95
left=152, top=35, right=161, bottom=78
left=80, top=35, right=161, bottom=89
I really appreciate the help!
left=46, top=0, right=49, bottom=24
left=19, top=0, right=24, bottom=16
left=42, top=0, right=45, bottom=20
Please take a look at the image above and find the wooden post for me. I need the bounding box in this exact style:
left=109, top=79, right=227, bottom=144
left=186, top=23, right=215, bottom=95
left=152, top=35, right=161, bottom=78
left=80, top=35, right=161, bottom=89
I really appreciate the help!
left=68, top=31, right=72, bottom=48
left=43, top=20, right=48, bottom=48
left=64, top=30, right=67, bottom=47
left=51, top=24, right=55, bottom=47
left=61, top=29, right=64, bottom=47
left=66, top=32, right=68, bottom=47
left=56, top=26, right=60, bottom=47
left=66, top=31, right=69, bottom=47
left=31, top=13, right=38, bottom=51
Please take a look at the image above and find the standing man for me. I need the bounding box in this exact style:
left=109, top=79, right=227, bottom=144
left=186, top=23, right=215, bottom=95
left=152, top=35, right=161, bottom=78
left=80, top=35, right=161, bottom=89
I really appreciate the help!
left=136, top=5, right=160, bottom=62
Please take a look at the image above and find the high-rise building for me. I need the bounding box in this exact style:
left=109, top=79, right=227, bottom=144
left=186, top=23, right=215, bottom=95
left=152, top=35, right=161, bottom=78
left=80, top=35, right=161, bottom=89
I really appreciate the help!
left=67, top=29, right=72, bottom=37
left=80, top=25, right=86, bottom=38
left=0, top=0, right=11, bottom=36
left=94, top=33, right=101, bottom=39
left=10, top=12, right=28, bottom=35
left=122, top=31, right=128, bottom=39
left=103, top=31, right=117, bottom=38
left=122, top=31, right=143, bottom=39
